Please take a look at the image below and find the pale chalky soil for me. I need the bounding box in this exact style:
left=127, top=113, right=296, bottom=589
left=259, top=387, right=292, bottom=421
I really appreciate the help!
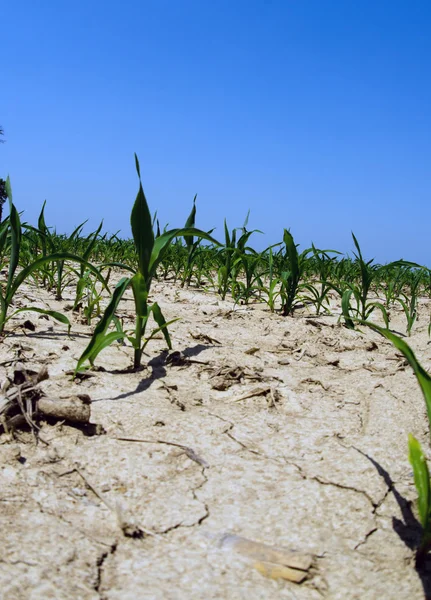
left=0, top=278, right=430, bottom=599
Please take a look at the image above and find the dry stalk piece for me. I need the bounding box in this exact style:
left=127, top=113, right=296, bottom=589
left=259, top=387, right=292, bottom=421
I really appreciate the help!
left=38, top=395, right=91, bottom=423
left=231, top=386, right=271, bottom=403
left=244, top=347, right=260, bottom=355
left=216, top=533, right=313, bottom=583
left=253, top=560, right=308, bottom=583
left=114, top=436, right=209, bottom=468
left=189, top=330, right=221, bottom=345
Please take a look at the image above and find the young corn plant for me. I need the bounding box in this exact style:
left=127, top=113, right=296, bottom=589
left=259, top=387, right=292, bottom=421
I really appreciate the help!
left=36, top=201, right=93, bottom=299
left=364, top=322, right=431, bottom=566
left=259, top=247, right=282, bottom=313
left=72, top=267, right=105, bottom=326
left=76, top=155, right=219, bottom=372
left=395, top=268, right=423, bottom=336
left=279, top=230, right=317, bottom=316
left=217, top=220, right=238, bottom=300
left=231, top=248, right=265, bottom=305
left=377, top=264, right=406, bottom=309
left=341, top=233, right=389, bottom=329
left=280, top=229, right=301, bottom=316
left=301, top=245, right=341, bottom=316
left=180, top=196, right=215, bottom=288
left=215, top=213, right=260, bottom=301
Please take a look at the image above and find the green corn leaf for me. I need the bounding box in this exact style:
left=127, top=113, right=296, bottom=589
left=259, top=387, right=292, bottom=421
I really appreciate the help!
left=184, top=195, right=197, bottom=248
left=131, top=272, right=148, bottom=318
left=79, top=331, right=128, bottom=371
left=143, top=317, right=179, bottom=348
left=134, top=152, right=141, bottom=178
left=148, top=227, right=220, bottom=283
left=224, top=219, right=231, bottom=247
left=408, top=434, right=431, bottom=530
left=70, top=220, right=88, bottom=241
left=98, top=261, right=136, bottom=274
left=341, top=289, right=355, bottom=329
left=11, top=307, right=71, bottom=333
left=82, top=220, right=103, bottom=261
left=242, top=209, right=250, bottom=230
left=365, top=301, right=390, bottom=328
left=37, top=201, right=48, bottom=255
left=283, top=229, right=299, bottom=283
left=131, top=154, right=154, bottom=278
left=7, top=252, right=108, bottom=303
left=76, top=277, right=131, bottom=372
left=6, top=178, right=22, bottom=289
left=0, top=218, right=9, bottom=258
left=150, top=302, right=174, bottom=349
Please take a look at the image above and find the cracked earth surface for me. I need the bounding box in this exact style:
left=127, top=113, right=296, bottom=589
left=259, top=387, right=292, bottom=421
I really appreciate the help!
left=1, top=277, right=431, bottom=598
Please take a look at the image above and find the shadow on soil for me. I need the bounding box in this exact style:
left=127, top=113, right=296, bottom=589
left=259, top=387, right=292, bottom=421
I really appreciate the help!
left=93, top=344, right=211, bottom=402
left=358, top=448, right=431, bottom=598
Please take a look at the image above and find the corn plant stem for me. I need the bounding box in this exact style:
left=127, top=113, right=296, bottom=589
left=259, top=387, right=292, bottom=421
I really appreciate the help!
left=134, top=314, right=144, bottom=369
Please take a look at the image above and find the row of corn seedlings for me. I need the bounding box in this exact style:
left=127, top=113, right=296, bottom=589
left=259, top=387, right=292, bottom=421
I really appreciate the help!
left=2, top=158, right=431, bottom=564
left=3, top=160, right=431, bottom=357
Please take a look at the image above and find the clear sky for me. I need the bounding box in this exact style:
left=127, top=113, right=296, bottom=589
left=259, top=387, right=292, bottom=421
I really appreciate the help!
left=1, top=0, right=430, bottom=264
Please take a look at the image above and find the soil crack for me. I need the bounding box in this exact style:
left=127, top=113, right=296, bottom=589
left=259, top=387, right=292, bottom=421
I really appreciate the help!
left=95, top=542, right=117, bottom=598
left=354, top=527, right=378, bottom=551
left=158, top=465, right=210, bottom=534
left=282, top=457, right=378, bottom=509
left=206, top=411, right=284, bottom=463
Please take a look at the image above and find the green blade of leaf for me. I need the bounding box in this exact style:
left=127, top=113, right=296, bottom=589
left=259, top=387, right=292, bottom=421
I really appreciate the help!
left=408, top=434, right=431, bottom=530
left=82, top=220, right=104, bottom=261
left=148, top=227, right=220, bottom=283
left=6, top=178, right=22, bottom=289
left=7, top=252, right=109, bottom=303
left=341, top=289, right=355, bottom=329
left=131, top=154, right=154, bottom=278
left=76, top=277, right=131, bottom=372
left=11, top=307, right=71, bottom=333
left=283, top=229, right=299, bottom=283
left=131, top=272, right=148, bottom=318
left=184, top=195, right=197, bottom=248
left=150, top=302, right=173, bottom=349
left=77, top=331, right=128, bottom=372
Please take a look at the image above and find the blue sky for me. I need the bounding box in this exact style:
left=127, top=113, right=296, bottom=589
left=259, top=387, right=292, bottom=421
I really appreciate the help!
left=1, top=0, right=430, bottom=263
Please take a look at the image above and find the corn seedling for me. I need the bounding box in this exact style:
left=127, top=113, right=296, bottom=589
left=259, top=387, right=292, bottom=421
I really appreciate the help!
left=180, top=196, right=215, bottom=288
left=76, top=155, right=219, bottom=372
left=395, top=269, right=423, bottom=336
left=279, top=230, right=316, bottom=316
left=36, top=201, right=93, bottom=299
left=259, top=247, right=283, bottom=312
left=341, top=233, right=389, bottom=329
left=300, top=245, right=341, bottom=315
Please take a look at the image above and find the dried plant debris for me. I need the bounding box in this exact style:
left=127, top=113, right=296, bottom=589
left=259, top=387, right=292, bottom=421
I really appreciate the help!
left=209, top=365, right=263, bottom=391
left=189, top=330, right=222, bottom=345
left=165, top=350, right=209, bottom=367
left=0, top=363, right=92, bottom=434
left=214, top=533, right=313, bottom=583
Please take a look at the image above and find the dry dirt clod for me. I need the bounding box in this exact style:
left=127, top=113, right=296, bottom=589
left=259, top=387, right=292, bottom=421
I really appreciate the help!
left=22, top=319, right=36, bottom=331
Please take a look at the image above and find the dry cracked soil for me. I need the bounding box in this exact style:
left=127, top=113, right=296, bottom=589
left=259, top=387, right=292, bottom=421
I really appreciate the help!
left=1, top=276, right=431, bottom=599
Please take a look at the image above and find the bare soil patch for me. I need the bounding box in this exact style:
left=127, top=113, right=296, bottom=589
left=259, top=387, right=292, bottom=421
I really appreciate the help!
left=1, top=277, right=431, bottom=599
